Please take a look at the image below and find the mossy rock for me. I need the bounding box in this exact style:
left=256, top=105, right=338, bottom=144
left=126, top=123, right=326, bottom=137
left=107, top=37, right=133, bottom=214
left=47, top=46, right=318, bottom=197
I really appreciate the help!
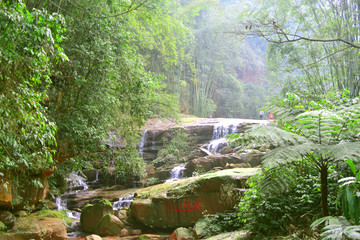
left=32, top=209, right=74, bottom=226
left=81, top=200, right=113, bottom=233
left=95, top=214, right=124, bottom=236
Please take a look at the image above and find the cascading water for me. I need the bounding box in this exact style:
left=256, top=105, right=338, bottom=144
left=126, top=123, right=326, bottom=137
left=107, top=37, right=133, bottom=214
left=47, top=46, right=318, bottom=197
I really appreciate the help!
left=55, top=171, right=89, bottom=238
left=207, top=121, right=238, bottom=153
left=113, top=194, right=134, bottom=210
left=166, top=165, right=186, bottom=182
left=138, top=130, right=148, bottom=157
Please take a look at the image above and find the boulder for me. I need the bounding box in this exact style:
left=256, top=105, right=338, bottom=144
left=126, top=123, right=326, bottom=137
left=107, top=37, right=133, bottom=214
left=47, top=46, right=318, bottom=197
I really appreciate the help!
left=131, top=168, right=258, bottom=229
left=0, top=174, right=49, bottom=209
left=94, top=214, right=124, bottom=236
left=193, top=219, right=208, bottom=239
left=1, top=217, right=67, bottom=239
left=0, top=211, right=16, bottom=229
left=185, top=152, right=264, bottom=176
left=85, top=234, right=102, bottom=240
left=80, top=200, right=113, bottom=233
left=169, top=227, right=194, bottom=240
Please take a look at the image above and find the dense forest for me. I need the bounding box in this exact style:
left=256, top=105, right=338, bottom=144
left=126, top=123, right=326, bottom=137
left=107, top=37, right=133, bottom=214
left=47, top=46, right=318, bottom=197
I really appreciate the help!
left=2, top=0, right=360, bottom=239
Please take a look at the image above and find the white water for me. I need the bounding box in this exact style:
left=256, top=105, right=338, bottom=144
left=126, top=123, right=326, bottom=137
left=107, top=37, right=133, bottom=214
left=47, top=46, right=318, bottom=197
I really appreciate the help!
left=166, top=165, right=186, bottom=182
left=92, top=169, right=100, bottom=183
left=207, top=121, right=238, bottom=153
left=113, top=194, right=134, bottom=210
left=55, top=172, right=88, bottom=220
left=138, top=130, right=148, bottom=157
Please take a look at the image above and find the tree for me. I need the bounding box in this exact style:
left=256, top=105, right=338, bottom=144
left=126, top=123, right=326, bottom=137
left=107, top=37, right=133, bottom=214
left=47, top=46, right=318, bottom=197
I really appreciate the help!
left=235, top=0, right=360, bottom=98
left=230, top=93, right=360, bottom=216
left=0, top=1, right=66, bottom=176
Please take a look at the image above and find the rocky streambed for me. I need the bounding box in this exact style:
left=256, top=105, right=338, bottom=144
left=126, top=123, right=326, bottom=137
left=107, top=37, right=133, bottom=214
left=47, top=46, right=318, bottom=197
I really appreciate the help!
left=0, top=117, right=269, bottom=239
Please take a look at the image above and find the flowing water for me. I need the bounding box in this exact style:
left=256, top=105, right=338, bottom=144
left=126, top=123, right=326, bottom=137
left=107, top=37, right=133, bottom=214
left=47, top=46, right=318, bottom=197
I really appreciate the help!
left=138, top=130, right=148, bottom=157
left=113, top=194, right=135, bottom=210
left=166, top=165, right=186, bottom=182
left=207, top=120, right=238, bottom=153
left=55, top=171, right=89, bottom=238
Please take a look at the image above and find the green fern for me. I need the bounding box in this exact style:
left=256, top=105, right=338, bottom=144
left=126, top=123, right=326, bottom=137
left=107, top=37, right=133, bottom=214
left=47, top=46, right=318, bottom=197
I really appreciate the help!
left=311, top=216, right=360, bottom=240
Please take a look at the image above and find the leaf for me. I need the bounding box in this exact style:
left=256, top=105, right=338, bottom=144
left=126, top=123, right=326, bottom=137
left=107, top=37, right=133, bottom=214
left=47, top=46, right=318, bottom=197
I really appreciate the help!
left=347, top=159, right=357, bottom=176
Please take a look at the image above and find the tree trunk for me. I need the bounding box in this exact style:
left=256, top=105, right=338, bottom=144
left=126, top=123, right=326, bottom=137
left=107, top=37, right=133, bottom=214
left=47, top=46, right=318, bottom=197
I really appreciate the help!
left=320, top=165, right=329, bottom=217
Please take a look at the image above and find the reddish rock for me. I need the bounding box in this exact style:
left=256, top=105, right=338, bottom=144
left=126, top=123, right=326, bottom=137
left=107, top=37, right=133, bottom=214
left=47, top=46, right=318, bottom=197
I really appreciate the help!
left=120, top=228, right=129, bottom=237
left=1, top=217, right=67, bottom=239
left=131, top=168, right=258, bottom=229
left=0, top=174, right=49, bottom=209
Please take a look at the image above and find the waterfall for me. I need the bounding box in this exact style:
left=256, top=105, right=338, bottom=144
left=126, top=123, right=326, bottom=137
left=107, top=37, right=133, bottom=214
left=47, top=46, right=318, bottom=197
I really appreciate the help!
left=166, top=165, right=186, bottom=182
left=92, top=169, right=100, bottom=183
left=138, top=130, right=148, bottom=157
left=55, top=172, right=88, bottom=220
left=207, top=121, right=238, bottom=153
left=113, top=194, right=134, bottom=210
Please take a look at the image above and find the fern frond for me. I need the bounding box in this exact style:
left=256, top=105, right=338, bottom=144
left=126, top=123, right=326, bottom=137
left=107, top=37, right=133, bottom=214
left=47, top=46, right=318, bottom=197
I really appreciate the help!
left=321, top=142, right=360, bottom=163
left=262, top=143, right=319, bottom=168
left=242, top=125, right=310, bottom=148
left=296, top=110, right=344, bottom=144
left=258, top=167, right=296, bottom=196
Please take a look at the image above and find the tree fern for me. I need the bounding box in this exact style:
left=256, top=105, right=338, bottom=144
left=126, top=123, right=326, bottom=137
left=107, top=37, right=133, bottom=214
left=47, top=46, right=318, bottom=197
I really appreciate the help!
left=311, top=216, right=360, bottom=240
left=239, top=125, right=310, bottom=148
left=296, top=110, right=344, bottom=144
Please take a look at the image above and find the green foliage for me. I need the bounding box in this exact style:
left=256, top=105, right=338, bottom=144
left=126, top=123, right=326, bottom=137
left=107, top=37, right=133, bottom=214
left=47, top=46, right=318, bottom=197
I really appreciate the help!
left=32, top=209, right=74, bottom=226
left=0, top=1, right=66, bottom=175
left=311, top=216, right=360, bottom=240
left=238, top=166, right=339, bottom=239
left=338, top=160, right=360, bottom=225
left=197, top=212, right=243, bottom=238
left=153, top=129, right=192, bottom=167
left=145, top=177, right=160, bottom=187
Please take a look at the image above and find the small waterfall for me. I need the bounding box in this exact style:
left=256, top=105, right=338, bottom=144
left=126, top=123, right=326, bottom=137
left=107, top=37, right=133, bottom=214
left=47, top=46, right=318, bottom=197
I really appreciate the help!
left=55, top=172, right=88, bottom=219
left=55, top=171, right=89, bottom=238
left=151, top=131, right=156, bottom=150
left=92, top=169, right=100, bottom=183
left=138, top=130, right=148, bottom=157
left=166, top=165, right=186, bottom=182
left=208, top=121, right=238, bottom=153
left=113, top=194, right=134, bottom=210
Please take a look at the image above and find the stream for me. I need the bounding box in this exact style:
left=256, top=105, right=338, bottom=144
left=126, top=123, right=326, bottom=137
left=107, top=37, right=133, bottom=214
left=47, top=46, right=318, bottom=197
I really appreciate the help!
left=56, top=119, right=256, bottom=238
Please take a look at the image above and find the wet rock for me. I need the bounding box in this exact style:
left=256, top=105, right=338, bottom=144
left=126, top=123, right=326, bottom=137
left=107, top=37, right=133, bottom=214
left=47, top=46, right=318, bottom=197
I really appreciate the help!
left=94, top=214, right=124, bottom=236
left=0, top=211, right=16, bottom=229
left=85, top=234, right=102, bottom=240
left=80, top=200, right=113, bottom=233
left=169, top=227, right=194, bottom=240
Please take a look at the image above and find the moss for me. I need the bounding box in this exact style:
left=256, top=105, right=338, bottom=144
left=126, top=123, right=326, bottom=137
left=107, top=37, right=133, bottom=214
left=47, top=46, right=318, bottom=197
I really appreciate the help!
left=31, top=209, right=74, bottom=226
left=135, top=168, right=259, bottom=199
left=97, top=199, right=113, bottom=208
left=0, top=221, right=7, bottom=231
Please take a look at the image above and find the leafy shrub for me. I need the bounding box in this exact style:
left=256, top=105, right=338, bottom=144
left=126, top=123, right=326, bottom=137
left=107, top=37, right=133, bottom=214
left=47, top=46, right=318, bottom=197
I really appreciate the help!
left=145, top=177, right=161, bottom=187
left=196, top=212, right=243, bottom=238
left=237, top=163, right=339, bottom=239
left=153, top=129, right=193, bottom=167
